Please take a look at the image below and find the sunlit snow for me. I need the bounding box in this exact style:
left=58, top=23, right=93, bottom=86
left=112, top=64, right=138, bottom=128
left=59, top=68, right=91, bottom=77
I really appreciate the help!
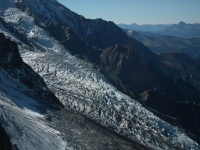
left=0, top=70, right=71, bottom=150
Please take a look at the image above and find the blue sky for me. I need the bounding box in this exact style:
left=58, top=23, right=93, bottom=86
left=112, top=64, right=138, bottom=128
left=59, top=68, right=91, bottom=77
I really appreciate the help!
left=57, top=0, right=200, bottom=25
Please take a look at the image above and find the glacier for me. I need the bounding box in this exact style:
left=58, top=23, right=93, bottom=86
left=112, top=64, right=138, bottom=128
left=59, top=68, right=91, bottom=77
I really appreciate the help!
left=0, top=0, right=200, bottom=149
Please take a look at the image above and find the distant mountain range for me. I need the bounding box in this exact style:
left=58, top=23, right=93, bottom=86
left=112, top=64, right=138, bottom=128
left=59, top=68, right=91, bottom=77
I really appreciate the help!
left=118, top=23, right=171, bottom=32
left=124, top=29, right=200, bottom=59
left=158, top=21, right=200, bottom=38
left=119, top=21, right=200, bottom=38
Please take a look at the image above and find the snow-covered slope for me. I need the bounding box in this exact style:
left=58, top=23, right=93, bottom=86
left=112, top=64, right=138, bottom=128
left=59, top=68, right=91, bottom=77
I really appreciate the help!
left=0, top=0, right=200, bottom=149
left=0, top=70, right=69, bottom=150
left=0, top=32, right=69, bottom=150
left=15, top=0, right=81, bottom=31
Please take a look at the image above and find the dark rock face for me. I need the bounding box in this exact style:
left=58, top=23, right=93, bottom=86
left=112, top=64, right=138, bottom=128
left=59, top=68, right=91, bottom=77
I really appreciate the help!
left=77, top=19, right=128, bottom=49
left=0, top=33, right=23, bottom=68
left=101, top=45, right=162, bottom=92
left=0, top=124, right=12, bottom=150
left=0, top=124, right=18, bottom=150
left=44, top=21, right=101, bottom=63
left=160, top=52, right=200, bottom=90
left=0, top=33, right=62, bottom=106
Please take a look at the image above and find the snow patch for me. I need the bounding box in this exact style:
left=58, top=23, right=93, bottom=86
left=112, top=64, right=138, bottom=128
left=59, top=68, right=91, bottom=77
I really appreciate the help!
left=0, top=69, right=72, bottom=150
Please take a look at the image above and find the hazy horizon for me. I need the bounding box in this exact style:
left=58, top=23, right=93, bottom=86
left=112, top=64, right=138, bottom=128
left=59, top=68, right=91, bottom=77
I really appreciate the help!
left=57, top=0, right=200, bottom=25
left=118, top=21, right=200, bottom=25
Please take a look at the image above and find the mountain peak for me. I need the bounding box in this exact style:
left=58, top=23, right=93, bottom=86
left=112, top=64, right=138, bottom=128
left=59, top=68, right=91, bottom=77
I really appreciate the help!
left=178, top=21, right=186, bottom=26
